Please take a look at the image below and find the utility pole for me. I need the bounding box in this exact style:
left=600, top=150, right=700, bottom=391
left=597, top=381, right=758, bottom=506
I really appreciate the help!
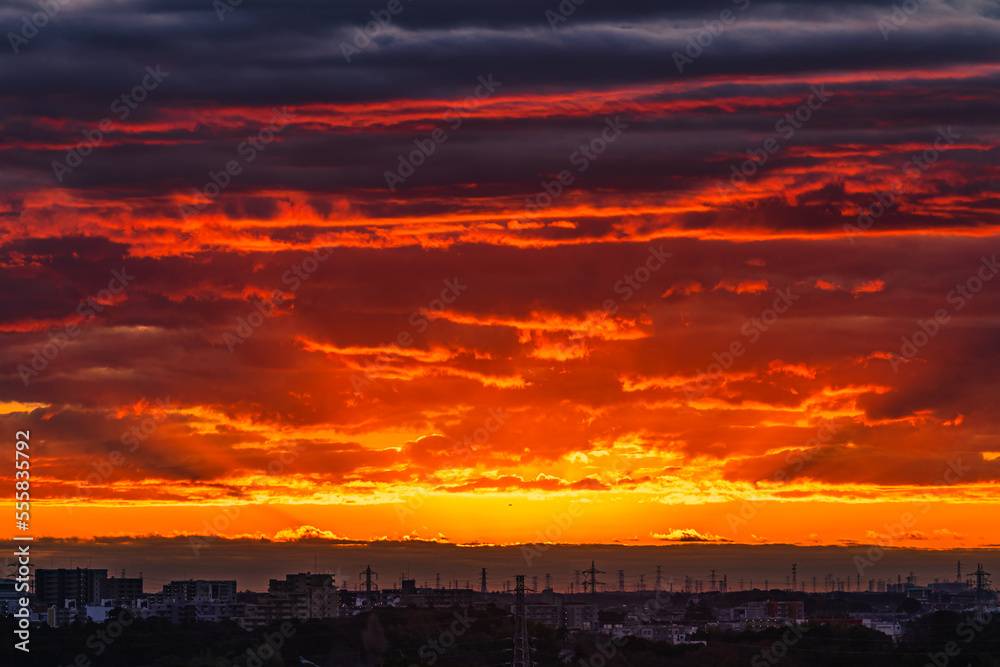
left=481, top=568, right=487, bottom=593
left=618, top=570, right=625, bottom=592
left=655, top=566, right=663, bottom=591
left=513, top=575, right=533, bottom=667
left=710, top=570, right=716, bottom=592
left=791, top=564, right=797, bottom=591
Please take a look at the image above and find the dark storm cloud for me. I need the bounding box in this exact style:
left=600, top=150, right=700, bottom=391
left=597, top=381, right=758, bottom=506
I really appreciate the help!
left=2, top=73, right=995, bottom=233
left=0, top=0, right=996, bottom=242
left=2, top=0, right=998, bottom=113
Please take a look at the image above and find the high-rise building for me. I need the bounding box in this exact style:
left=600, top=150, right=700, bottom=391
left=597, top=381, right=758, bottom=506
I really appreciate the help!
left=267, top=573, right=338, bottom=620
left=100, top=575, right=144, bottom=602
left=0, top=580, right=28, bottom=615
left=35, top=569, right=108, bottom=607
left=161, top=580, right=237, bottom=603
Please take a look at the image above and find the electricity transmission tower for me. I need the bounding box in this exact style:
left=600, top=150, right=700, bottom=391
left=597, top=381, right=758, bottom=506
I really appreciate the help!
left=583, top=561, right=605, bottom=596
left=359, top=565, right=378, bottom=611
left=972, top=563, right=992, bottom=623
left=513, top=575, right=533, bottom=667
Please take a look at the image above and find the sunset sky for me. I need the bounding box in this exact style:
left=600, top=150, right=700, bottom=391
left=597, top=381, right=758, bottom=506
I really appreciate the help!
left=3, top=0, right=1000, bottom=556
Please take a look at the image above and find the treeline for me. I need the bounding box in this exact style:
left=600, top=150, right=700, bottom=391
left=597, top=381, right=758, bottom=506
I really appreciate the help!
left=2, top=608, right=998, bottom=666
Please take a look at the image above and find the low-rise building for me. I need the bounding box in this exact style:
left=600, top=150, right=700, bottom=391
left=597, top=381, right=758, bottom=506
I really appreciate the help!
left=602, top=622, right=697, bottom=645
left=522, top=589, right=596, bottom=630
left=767, top=600, right=805, bottom=621
left=742, top=617, right=797, bottom=631
left=862, top=619, right=903, bottom=638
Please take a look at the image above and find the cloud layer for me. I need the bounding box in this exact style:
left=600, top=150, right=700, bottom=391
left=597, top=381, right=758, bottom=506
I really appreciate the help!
left=2, top=0, right=999, bottom=548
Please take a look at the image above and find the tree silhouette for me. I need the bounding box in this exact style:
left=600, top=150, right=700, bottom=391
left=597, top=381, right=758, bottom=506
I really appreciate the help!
left=362, top=612, right=388, bottom=666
